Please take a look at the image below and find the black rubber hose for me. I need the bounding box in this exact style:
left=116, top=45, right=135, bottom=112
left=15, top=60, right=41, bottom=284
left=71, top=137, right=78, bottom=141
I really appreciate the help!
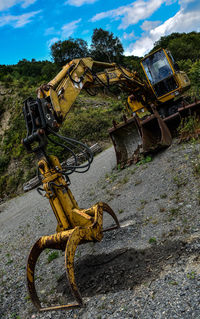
left=47, top=128, right=93, bottom=175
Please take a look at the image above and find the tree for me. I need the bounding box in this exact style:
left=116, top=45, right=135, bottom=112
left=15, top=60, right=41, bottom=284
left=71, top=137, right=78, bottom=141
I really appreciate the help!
left=122, top=55, right=144, bottom=78
left=51, top=38, right=89, bottom=66
left=90, top=28, right=124, bottom=63
left=153, top=33, right=182, bottom=51
left=41, top=62, right=59, bottom=81
left=152, top=32, right=200, bottom=61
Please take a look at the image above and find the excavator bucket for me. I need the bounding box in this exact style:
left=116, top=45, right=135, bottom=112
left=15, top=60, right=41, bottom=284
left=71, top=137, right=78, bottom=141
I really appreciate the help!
left=138, top=108, right=172, bottom=153
left=27, top=202, right=119, bottom=312
left=109, top=111, right=172, bottom=167
left=109, top=117, right=142, bottom=166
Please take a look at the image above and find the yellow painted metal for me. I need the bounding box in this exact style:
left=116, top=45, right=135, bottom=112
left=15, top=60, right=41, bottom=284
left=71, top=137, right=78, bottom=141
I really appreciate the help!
left=140, top=48, right=190, bottom=104
left=86, top=66, right=144, bottom=89
left=26, top=50, right=192, bottom=313
left=38, top=155, right=80, bottom=231
left=37, top=58, right=146, bottom=121
left=127, top=95, right=151, bottom=119
left=49, top=60, right=74, bottom=87
left=27, top=154, right=120, bottom=311
left=37, top=50, right=190, bottom=125
left=175, top=71, right=190, bottom=92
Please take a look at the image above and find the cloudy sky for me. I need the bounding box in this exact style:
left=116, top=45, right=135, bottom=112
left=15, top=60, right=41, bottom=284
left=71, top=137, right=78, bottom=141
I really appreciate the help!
left=0, top=0, right=199, bottom=64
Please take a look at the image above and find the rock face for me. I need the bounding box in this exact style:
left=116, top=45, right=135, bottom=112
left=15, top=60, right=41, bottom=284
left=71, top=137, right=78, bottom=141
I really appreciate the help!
left=0, top=140, right=200, bottom=319
left=0, top=86, right=12, bottom=136
left=0, top=110, right=11, bottom=135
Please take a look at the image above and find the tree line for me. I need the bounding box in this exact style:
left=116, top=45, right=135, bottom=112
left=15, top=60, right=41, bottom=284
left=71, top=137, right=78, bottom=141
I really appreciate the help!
left=0, top=29, right=200, bottom=89
left=0, top=29, right=199, bottom=199
left=51, top=28, right=124, bottom=66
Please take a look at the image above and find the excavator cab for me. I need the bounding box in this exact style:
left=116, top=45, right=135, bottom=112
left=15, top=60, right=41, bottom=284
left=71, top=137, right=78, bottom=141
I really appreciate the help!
left=109, top=49, right=181, bottom=165
left=109, top=48, right=193, bottom=163
left=141, top=48, right=190, bottom=103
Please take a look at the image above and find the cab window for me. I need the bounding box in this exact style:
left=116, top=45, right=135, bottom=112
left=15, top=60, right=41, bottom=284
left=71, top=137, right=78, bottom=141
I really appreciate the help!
left=142, top=50, right=173, bottom=85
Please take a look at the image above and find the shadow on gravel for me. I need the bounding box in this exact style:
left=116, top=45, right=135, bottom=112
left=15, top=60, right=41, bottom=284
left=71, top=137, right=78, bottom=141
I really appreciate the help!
left=56, top=239, right=193, bottom=301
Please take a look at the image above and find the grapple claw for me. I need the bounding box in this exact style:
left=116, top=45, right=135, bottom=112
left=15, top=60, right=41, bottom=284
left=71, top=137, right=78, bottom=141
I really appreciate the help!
left=27, top=239, right=43, bottom=310
left=27, top=230, right=83, bottom=311
left=26, top=155, right=119, bottom=312
left=101, top=202, right=120, bottom=232
left=65, top=227, right=84, bottom=306
left=27, top=203, right=120, bottom=311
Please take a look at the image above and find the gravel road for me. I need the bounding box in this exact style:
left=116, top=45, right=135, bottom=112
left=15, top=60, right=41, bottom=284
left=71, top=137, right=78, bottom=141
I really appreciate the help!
left=0, top=147, right=116, bottom=237
left=0, top=141, right=200, bottom=319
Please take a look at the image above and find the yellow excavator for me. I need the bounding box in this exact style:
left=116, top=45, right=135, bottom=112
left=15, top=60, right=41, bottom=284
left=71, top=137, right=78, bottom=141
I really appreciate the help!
left=33, top=47, right=198, bottom=166
left=22, top=48, right=199, bottom=312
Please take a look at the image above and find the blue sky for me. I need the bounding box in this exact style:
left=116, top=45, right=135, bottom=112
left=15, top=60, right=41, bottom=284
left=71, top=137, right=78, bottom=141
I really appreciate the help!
left=0, top=0, right=200, bottom=65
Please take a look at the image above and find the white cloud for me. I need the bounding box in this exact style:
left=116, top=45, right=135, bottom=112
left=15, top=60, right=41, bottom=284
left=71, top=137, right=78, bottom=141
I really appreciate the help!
left=47, top=37, right=59, bottom=48
left=45, top=19, right=82, bottom=49
left=141, top=20, right=161, bottom=31
left=61, top=18, right=82, bottom=38
left=165, top=0, right=177, bottom=5
left=179, top=0, right=195, bottom=6
left=0, top=0, right=17, bottom=10
left=65, top=0, right=97, bottom=6
left=91, top=0, right=164, bottom=29
left=125, top=36, right=154, bottom=56
left=0, top=0, right=37, bottom=11
left=178, top=0, right=200, bottom=10
left=126, top=6, right=200, bottom=56
left=21, top=0, right=37, bottom=8
left=123, top=31, right=135, bottom=40
left=44, top=27, right=60, bottom=36
left=0, top=10, right=41, bottom=28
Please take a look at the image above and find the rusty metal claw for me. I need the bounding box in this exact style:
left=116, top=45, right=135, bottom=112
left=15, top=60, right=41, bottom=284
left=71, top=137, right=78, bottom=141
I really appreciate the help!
left=27, top=239, right=44, bottom=310
left=65, top=227, right=84, bottom=307
left=27, top=229, right=83, bottom=311
left=101, top=202, right=120, bottom=232
left=27, top=200, right=120, bottom=311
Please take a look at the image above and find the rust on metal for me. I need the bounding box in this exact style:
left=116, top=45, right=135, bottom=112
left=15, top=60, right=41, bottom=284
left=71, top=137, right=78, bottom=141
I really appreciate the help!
left=109, top=99, right=200, bottom=166
left=26, top=154, right=120, bottom=312
left=109, top=117, right=142, bottom=167
left=27, top=202, right=119, bottom=311
left=109, top=109, right=172, bottom=166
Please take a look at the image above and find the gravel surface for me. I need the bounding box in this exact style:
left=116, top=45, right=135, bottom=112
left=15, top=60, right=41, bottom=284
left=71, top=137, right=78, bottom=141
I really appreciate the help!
left=0, top=141, right=200, bottom=319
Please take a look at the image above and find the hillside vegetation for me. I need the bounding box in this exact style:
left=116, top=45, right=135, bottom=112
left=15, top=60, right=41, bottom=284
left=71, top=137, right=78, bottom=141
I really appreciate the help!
left=0, top=31, right=200, bottom=200
left=0, top=84, right=126, bottom=200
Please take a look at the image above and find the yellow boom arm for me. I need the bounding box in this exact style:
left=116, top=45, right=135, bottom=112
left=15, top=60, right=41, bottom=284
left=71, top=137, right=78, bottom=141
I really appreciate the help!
left=37, top=57, right=149, bottom=122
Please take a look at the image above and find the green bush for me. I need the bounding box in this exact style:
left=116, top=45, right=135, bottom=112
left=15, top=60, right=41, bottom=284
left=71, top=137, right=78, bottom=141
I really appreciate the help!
left=0, top=175, right=7, bottom=197
left=178, top=114, right=200, bottom=136
left=0, top=155, right=9, bottom=173
left=0, top=100, right=5, bottom=117
left=61, top=100, right=124, bottom=142
left=47, top=251, right=59, bottom=263
left=6, top=169, right=23, bottom=194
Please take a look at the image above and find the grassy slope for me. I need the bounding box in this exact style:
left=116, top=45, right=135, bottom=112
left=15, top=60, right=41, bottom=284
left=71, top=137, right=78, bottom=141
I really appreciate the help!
left=0, top=83, right=126, bottom=200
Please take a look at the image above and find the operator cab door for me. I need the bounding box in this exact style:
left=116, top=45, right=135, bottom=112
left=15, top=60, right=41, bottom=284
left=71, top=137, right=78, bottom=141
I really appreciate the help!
left=141, top=49, right=178, bottom=99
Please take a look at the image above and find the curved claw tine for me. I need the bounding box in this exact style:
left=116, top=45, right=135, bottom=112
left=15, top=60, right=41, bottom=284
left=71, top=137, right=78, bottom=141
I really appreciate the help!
left=27, top=238, right=44, bottom=311
left=101, top=202, right=120, bottom=232
left=65, top=227, right=84, bottom=307
left=27, top=235, right=83, bottom=312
